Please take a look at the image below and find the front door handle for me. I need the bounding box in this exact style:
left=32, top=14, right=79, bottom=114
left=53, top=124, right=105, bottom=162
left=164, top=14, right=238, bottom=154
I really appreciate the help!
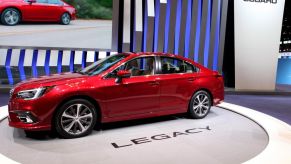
left=149, top=81, right=160, bottom=86
left=188, top=77, right=195, bottom=82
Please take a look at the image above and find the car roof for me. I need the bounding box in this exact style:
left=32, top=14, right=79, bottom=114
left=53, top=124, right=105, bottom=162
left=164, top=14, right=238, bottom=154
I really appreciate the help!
left=122, top=52, right=193, bottom=62
left=119, top=52, right=208, bottom=71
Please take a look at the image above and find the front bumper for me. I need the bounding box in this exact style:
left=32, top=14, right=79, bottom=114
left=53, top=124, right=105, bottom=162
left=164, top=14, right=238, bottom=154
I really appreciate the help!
left=8, top=97, right=57, bottom=131
left=8, top=110, right=50, bottom=131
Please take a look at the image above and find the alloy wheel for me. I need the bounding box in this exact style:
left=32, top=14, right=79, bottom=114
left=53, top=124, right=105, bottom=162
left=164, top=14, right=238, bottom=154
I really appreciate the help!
left=192, top=93, right=210, bottom=117
left=62, top=13, right=70, bottom=25
left=4, top=10, right=19, bottom=25
left=61, top=104, right=93, bottom=135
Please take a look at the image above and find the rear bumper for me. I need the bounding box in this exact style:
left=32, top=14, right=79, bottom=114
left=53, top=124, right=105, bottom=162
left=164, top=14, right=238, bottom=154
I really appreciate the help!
left=71, top=13, right=76, bottom=20
left=213, top=86, right=225, bottom=106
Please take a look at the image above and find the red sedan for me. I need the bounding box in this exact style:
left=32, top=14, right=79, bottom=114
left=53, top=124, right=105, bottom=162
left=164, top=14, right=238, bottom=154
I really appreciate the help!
left=0, top=0, right=76, bottom=25
left=8, top=53, right=224, bottom=138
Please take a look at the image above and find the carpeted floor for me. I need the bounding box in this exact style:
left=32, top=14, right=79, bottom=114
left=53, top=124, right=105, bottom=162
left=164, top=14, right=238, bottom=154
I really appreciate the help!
left=225, top=94, right=291, bottom=125
left=0, top=94, right=9, bottom=107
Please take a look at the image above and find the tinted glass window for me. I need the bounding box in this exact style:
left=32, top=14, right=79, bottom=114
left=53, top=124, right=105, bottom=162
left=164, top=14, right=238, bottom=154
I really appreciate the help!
left=161, top=57, right=197, bottom=74
left=36, top=0, right=48, bottom=3
left=48, top=0, right=60, bottom=4
left=107, top=57, right=155, bottom=78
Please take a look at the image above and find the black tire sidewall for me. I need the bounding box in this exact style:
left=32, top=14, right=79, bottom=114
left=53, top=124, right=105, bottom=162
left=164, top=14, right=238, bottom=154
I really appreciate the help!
left=189, top=90, right=212, bottom=119
left=54, top=99, right=97, bottom=139
left=60, top=13, right=70, bottom=25
left=1, top=8, right=20, bottom=26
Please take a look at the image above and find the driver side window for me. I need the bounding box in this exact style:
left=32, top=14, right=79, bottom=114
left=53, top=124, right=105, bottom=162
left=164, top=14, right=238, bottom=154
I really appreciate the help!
left=106, top=57, right=155, bottom=78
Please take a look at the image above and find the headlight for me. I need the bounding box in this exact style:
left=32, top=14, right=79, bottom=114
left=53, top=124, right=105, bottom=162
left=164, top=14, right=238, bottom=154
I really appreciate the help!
left=17, top=86, right=54, bottom=100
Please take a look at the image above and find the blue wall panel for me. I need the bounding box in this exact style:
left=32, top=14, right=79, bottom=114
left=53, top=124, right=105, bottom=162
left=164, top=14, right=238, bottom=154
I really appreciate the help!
left=57, top=50, right=63, bottom=73
left=45, top=50, right=51, bottom=76
left=5, top=49, right=13, bottom=85
left=194, top=0, right=202, bottom=62
left=203, top=0, right=212, bottom=67
left=18, top=49, right=26, bottom=81
left=276, top=57, right=291, bottom=85
left=32, top=50, right=38, bottom=77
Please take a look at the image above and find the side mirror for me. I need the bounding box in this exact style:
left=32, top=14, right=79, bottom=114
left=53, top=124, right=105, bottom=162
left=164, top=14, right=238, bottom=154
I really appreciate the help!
left=115, top=70, right=131, bottom=83
left=28, top=0, right=36, bottom=4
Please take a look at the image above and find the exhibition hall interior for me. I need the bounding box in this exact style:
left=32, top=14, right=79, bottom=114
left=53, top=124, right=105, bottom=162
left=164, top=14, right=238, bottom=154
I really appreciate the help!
left=0, top=0, right=291, bottom=163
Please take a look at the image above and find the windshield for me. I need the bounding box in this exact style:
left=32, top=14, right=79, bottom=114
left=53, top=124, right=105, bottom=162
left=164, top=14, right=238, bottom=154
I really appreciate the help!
left=79, top=54, right=128, bottom=76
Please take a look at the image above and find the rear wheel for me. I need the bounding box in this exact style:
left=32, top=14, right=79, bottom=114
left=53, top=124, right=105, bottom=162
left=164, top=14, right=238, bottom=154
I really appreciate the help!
left=188, top=90, right=212, bottom=119
left=55, top=99, right=97, bottom=138
left=1, top=8, right=20, bottom=26
left=60, top=13, right=71, bottom=25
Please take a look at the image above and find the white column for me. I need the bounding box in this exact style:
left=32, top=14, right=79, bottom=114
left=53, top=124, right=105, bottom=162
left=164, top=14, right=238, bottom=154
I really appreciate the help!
left=234, top=0, right=285, bottom=91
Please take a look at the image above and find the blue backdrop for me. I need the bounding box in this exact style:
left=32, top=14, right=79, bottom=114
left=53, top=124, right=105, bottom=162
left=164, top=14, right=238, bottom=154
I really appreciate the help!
left=276, top=57, right=291, bottom=85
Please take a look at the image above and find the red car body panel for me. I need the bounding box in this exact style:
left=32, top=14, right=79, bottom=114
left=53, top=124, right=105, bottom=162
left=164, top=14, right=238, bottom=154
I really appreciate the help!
left=8, top=53, right=224, bottom=131
left=0, top=0, right=76, bottom=22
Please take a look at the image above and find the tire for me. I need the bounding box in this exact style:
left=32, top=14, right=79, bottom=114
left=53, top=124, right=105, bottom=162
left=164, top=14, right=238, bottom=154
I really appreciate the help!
left=188, top=90, right=212, bottom=119
left=1, top=8, right=20, bottom=26
left=54, top=99, right=97, bottom=139
left=60, top=13, right=71, bottom=25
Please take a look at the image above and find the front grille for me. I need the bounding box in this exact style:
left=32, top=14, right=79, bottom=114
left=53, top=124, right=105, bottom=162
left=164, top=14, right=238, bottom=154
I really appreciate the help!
left=9, top=88, right=14, bottom=99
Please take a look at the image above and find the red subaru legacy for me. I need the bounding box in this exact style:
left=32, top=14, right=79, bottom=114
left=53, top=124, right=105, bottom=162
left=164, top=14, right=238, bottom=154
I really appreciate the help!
left=8, top=53, right=224, bottom=138
left=0, top=0, right=76, bottom=25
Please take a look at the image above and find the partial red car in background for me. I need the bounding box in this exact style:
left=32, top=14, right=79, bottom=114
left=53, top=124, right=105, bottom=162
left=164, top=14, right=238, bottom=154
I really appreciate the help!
left=8, top=53, right=224, bottom=138
left=0, top=0, right=76, bottom=25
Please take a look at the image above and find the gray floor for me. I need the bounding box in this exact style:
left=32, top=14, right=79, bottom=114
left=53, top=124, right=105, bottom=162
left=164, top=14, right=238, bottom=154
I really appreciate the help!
left=0, top=107, right=268, bottom=164
left=0, top=20, right=112, bottom=49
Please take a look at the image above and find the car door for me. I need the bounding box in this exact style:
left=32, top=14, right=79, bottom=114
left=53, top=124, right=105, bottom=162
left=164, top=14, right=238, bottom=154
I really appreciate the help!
left=101, top=56, right=160, bottom=117
left=21, top=0, right=49, bottom=20
left=158, top=56, right=200, bottom=112
left=46, top=0, right=64, bottom=20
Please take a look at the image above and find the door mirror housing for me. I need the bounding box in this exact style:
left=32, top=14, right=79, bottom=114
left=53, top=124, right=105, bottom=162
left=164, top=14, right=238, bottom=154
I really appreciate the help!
left=117, top=70, right=131, bottom=78
left=28, top=0, right=37, bottom=4
left=115, top=70, right=131, bottom=83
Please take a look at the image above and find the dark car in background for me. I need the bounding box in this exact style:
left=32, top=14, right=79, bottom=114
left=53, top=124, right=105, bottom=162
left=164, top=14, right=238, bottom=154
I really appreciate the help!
left=0, top=0, right=76, bottom=25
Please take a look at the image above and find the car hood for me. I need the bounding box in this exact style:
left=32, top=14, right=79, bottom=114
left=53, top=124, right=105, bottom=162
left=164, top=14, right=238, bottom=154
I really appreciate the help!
left=14, top=73, right=87, bottom=90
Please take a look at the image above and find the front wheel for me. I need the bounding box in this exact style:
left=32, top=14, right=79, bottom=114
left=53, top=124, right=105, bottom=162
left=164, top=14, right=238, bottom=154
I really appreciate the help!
left=188, top=90, right=212, bottom=119
left=1, top=8, right=20, bottom=26
left=60, top=13, right=71, bottom=25
left=54, top=99, right=97, bottom=138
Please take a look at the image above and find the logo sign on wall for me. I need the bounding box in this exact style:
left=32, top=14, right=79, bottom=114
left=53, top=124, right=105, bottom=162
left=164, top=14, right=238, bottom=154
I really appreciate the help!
left=243, top=0, right=277, bottom=4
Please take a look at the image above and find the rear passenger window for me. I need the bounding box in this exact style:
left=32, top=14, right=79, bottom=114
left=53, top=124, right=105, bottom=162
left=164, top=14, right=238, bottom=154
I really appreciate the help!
left=36, top=0, right=48, bottom=3
left=161, top=57, right=198, bottom=74
left=48, top=0, right=60, bottom=4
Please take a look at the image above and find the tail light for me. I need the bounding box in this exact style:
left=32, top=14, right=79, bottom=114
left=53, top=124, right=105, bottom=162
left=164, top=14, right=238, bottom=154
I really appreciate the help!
left=213, top=71, right=223, bottom=78
left=213, top=71, right=224, bottom=84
